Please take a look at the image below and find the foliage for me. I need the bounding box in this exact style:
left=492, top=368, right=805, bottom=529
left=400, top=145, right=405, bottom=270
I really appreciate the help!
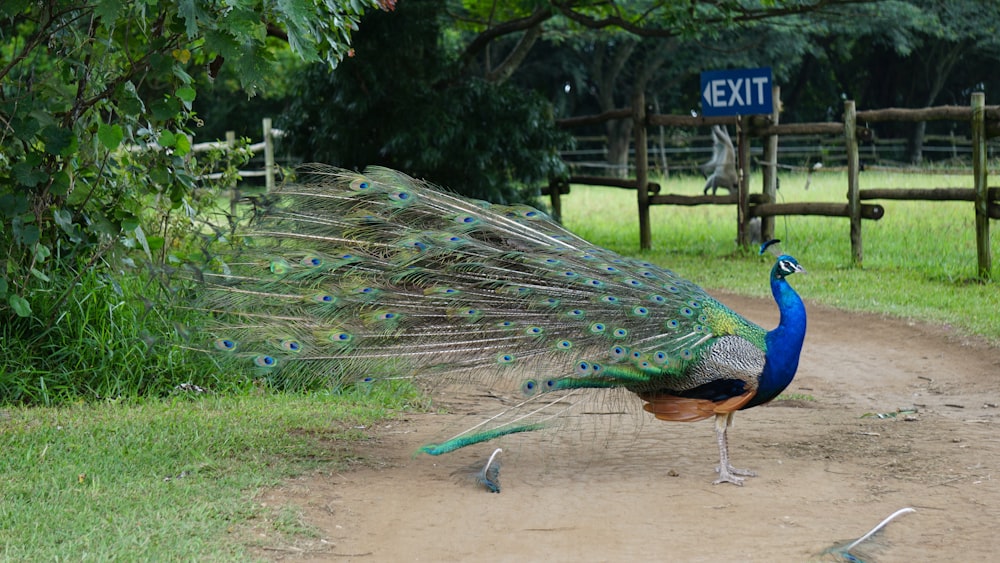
left=0, top=1, right=391, bottom=406
left=0, top=0, right=386, bottom=326
left=282, top=0, right=570, bottom=203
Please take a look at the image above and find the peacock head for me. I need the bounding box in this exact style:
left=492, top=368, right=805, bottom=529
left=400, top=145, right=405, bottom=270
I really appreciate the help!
left=760, top=239, right=805, bottom=280
left=773, top=255, right=805, bottom=279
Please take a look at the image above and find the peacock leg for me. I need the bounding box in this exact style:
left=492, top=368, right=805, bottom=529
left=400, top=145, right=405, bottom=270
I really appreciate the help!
left=713, top=412, right=757, bottom=486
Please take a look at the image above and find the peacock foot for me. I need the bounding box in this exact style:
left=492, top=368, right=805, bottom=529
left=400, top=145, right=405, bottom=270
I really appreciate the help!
left=713, top=465, right=757, bottom=486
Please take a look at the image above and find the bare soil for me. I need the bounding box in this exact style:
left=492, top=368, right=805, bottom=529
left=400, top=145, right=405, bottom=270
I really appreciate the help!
left=252, top=293, right=1000, bottom=562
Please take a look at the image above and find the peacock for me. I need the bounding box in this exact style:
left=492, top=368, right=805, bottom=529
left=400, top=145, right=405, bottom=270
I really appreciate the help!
left=191, top=164, right=807, bottom=487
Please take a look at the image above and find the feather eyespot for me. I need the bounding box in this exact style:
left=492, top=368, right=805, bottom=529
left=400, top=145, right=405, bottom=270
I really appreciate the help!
left=302, top=256, right=323, bottom=267
left=253, top=355, right=277, bottom=367
left=521, top=379, right=539, bottom=396
left=610, top=345, right=629, bottom=360
left=349, top=177, right=371, bottom=191
left=328, top=331, right=353, bottom=343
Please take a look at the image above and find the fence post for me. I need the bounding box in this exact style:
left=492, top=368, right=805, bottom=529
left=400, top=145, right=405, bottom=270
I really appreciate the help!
left=844, top=100, right=862, bottom=265
left=736, top=115, right=751, bottom=246
left=548, top=179, right=563, bottom=222
left=971, top=92, right=991, bottom=280
left=263, top=117, right=275, bottom=192
left=761, top=86, right=780, bottom=242
left=226, top=131, right=238, bottom=217
left=633, top=90, right=651, bottom=250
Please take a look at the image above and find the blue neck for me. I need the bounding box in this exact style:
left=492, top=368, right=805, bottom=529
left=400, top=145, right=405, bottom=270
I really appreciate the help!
left=745, top=266, right=807, bottom=408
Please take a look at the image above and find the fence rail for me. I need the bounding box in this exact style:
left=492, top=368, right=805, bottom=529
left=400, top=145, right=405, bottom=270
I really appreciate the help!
left=550, top=91, right=1000, bottom=280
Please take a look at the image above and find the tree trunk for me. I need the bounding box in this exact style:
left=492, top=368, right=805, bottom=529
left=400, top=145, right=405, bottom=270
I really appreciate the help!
left=605, top=119, right=633, bottom=177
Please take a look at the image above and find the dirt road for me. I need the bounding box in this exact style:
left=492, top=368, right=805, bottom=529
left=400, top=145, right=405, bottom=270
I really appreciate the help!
left=254, top=293, right=1000, bottom=562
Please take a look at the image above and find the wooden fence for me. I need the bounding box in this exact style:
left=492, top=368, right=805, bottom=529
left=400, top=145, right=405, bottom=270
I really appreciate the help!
left=549, top=90, right=1000, bottom=279
left=193, top=117, right=283, bottom=190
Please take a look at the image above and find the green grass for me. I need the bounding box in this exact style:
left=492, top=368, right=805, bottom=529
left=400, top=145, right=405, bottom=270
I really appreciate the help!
left=559, top=169, right=1000, bottom=342
left=0, top=386, right=419, bottom=561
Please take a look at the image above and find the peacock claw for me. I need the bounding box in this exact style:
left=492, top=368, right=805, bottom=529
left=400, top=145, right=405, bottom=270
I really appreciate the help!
left=715, top=465, right=757, bottom=477
left=714, top=465, right=756, bottom=485
left=713, top=473, right=746, bottom=486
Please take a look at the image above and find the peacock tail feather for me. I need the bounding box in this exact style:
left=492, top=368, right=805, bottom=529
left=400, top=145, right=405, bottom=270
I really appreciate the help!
left=187, top=164, right=804, bottom=466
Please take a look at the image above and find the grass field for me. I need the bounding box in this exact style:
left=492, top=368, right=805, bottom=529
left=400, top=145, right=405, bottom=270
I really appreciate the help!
left=1, top=168, right=996, bottom=560
left=0, top=387, right=421, bottom=560
left=560, top=169, right=1000, bottom=342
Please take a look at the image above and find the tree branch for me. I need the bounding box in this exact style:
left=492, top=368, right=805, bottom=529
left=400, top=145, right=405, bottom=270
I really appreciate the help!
left=552, top=0, right=876, bottom=37
left=484, top=23, right=544, bottom=84
left=459, top=7, right=554, bottom=71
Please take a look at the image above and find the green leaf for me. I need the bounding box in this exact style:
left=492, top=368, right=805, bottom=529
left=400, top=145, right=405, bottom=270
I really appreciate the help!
left=9, top=295, right=31, bottom=318
left=121, top=216, right=140, bottom=232
left=176, top=86, right=197, bottom=104
left=0, top=194, right=29, bottom=218
left=146, top=236, right=165, bottom=251
left=13, top=162, right=48, bottom=188
left=115, top=82, right=145, bottom=115
left=159, top=130, right=177, bottom=148
left=10, top=114, right=40, bottom=141
left=41, top=125, right=79, bottom=157
left=93, top=0, right=124, bottom=22
left=33, top=243, right=51, bottom=262
left=177, top=0, right=200, bottom=37
left=151, top=97, right=180, bottom=122
left=0, top=277, right=7, bottom=297
left=149, top=165, right=170, bottom=185
left=53, top=208, right=83, bottom=242
left=29, top=267, right=51, bottom=282
left=0, top=0, right=32, bottom=18
left=49, top=170, right=71, bottom=196
left=98, top=123, right=125, bottom=150
left=133, top=224, right=153, bottom=261
left=174, top=133, right=191, bottom=156
left=17, top=223, right=41, bottom=247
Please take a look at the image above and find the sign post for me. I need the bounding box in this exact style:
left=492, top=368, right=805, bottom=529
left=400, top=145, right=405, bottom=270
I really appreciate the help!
left=700, top=67, right=773, bottom=117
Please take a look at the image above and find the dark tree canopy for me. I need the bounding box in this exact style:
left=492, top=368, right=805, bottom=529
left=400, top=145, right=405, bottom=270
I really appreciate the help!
left=281, top=0, right=570, bottom=203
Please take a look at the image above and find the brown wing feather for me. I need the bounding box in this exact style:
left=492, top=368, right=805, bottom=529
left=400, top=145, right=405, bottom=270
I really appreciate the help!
left=638, top=391, right=756, bottom=422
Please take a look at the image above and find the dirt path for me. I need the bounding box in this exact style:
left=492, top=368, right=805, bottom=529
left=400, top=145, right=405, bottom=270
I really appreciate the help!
left=254, top=294, right=1000, bottom=562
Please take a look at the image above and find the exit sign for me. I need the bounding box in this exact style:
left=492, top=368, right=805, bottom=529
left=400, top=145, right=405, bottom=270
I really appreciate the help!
left=700, top=67, right=773, bottom=117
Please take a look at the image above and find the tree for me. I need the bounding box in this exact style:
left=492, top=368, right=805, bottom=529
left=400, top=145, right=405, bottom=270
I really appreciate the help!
left=282, top=0, right=570, bottom=203
left=0, top=0, right=390, bottom=323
